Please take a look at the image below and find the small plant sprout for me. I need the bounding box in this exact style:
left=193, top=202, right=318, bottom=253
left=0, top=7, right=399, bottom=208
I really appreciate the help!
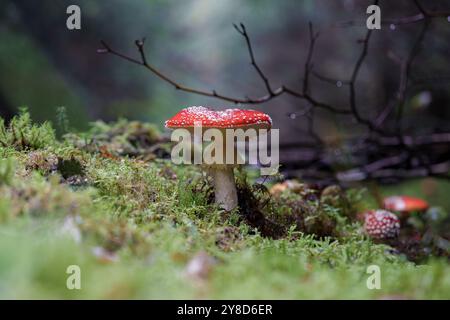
left=364, top=209, right=400, bottom=240
left=165, top=106, right=272, bottom=211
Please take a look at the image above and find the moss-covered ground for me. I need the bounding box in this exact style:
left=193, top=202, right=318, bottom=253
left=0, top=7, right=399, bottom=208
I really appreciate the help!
left=0, top=111, right=449, bottom=299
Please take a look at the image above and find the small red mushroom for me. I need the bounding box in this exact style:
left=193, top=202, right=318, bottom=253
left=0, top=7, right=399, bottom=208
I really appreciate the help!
left=383, top=196, right=429, bottom=213
left=165, top=106, right=272, bottom=129
left=165, top=106, right=272, bottom=211
left=364, top=209, right=400, bottom=240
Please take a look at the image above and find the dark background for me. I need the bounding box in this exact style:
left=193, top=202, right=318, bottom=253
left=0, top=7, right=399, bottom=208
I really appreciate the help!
left=1, top=0, right=449, bottom=181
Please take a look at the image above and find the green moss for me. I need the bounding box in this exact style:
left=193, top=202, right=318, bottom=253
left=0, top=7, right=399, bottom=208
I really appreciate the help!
left=0, top=109, right=56, bottom=150
left=0, top=157, right=15, bottom=186
left=0, top=114, right=448, bottom=299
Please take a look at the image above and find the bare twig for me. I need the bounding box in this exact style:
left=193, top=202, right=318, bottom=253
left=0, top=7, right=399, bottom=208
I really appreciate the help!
left=99, top=29, right=352, bottom=115
left=99, top=0, right=450, bottom=184
left=335, top=5, right=450, bottom=28
left=233, top=23, right=274, bottom=96
left=302, top=22, right=319, bottom=95
left=395, top=17, right=431, bottom=131
left=311, top=70, right=350, bottom=86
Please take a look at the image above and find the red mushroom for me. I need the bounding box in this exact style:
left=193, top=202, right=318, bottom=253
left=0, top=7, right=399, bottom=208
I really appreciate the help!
left=364, top=209, right=400, bottom=240
left=383, top=196, right=429, bottom=213
left=165, top=106, right=272, bottom=129
left=165, top=106, right=272, bottom=211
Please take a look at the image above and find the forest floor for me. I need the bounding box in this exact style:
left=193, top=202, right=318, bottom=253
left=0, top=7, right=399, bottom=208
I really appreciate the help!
left=0, top=111, right=449, bottom=299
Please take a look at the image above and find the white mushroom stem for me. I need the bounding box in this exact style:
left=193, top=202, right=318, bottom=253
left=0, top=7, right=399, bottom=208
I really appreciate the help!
left=207, top=166, right=238, bottom=211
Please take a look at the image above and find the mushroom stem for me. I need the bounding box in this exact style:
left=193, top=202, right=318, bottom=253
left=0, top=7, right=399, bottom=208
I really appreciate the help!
left=208, top=166, right=238, bottom=211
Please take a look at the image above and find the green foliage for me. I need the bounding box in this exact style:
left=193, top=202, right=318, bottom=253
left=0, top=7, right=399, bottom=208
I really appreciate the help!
left=56, top=106, right=70, bottom=136
left=0, top=174, right=88, bottom=220
left=64, top=118, right=166, bottom=161
left=0, top=115, right=448, bottom=299
left=0, top=157, right=15, bottom=186
left=0, top=109, right=56, bottom=150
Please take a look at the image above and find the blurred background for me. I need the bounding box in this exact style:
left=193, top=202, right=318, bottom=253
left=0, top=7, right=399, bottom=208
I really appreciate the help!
left=0, top=0, right=449, bottom=182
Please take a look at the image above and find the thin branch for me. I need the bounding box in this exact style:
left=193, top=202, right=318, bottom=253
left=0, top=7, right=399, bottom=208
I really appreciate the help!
left=279, top=132, right=450, bottom=150
left=349, top=28, right=374, bottom=128
left=100, top=39, right=278, bottom=104
left=305, top=107, right=324, bottom=145
left=233, top=23, right=274, bottom=96
left=337, top=161, right=450, bottom=182
left=311, top=70, right=350, bottom=86
left=98, top=2, right=450, bottom=184
left=335, top=7, right=450, bottom=28
left=99, top=31, right=352, bottom=115
left=302, top=22, right=319, bottom=94
left=413, top=0, right=427, bottom=16
left=395, top=17, right=431, bottom=131
left=373, top=55, right=407, bottom=128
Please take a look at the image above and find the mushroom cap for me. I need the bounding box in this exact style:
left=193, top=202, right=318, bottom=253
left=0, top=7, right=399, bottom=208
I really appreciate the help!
left=383, top=196, right=429, bottom=213
left=364, top=209, right=400, bottom=240
left=165, top=106, right=272, bottom=129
